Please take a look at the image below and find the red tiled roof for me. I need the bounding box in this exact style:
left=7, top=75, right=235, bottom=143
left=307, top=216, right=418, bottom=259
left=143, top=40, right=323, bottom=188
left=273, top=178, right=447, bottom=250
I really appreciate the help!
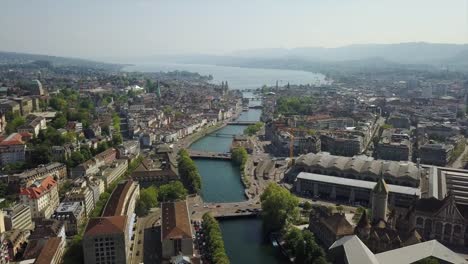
left=19, top=176, right=57, bottom=199
left=0, top=133, right=24, bottom=146
left=34, top=237, right=62, bottom=264
left=102, top=180, right=133, bottom=217
left=85, top=216, right=127, bottom=236
left=161, top=201, right=192, bottom=240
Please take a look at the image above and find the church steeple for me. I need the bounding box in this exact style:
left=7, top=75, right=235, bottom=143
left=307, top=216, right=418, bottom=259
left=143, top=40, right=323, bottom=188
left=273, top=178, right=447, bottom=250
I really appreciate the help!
left=372, top=171, right=389, bottom=223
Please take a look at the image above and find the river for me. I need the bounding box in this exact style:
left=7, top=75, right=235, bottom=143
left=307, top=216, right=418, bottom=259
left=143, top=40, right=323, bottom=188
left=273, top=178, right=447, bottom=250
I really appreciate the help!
left=189, top=92, right=287, bottom=263
left=124, top=62, right=326, bottom=90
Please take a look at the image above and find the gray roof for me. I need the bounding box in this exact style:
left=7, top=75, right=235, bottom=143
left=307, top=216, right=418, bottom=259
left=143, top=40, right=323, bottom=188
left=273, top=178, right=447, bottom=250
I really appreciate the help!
left=375, top=240, right=467, bottom=264
left=297, top=172, right=421, bottom=196
left=330, top=235, right=467, bottom=264
left=296, top=152, right=421, bottom=180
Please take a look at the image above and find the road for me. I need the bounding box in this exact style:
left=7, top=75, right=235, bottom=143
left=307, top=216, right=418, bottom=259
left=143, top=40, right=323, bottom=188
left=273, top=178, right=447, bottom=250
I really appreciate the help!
left=450, top=141, right=468, bottom=169
left=130, top=208, right=161, bottom=264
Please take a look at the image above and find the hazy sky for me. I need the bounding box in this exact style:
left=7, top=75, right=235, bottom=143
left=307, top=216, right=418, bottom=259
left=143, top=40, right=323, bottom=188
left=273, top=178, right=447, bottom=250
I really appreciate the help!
left=0, top=0, right=467, bottom=59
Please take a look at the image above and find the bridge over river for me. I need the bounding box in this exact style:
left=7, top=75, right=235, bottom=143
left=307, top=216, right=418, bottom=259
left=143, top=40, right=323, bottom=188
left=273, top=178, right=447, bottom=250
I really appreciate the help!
left=188, top=149, right=232, bottom=160
left=189, top=200, right=262, bottom=220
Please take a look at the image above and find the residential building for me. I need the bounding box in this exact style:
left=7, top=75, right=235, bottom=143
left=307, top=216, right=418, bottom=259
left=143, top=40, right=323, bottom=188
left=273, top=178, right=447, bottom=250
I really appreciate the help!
left=51, top=145, right=72, bottom=162
left=64, top=186, right=95, bottom=217
left=82, top=216, right=129, bottom=264
left=11, top=97, right=34, bottom=116
left=19, top=176, right=59, bottom=219
left=161, top=200, right=193, bottom=259
left=3, top=203, right=33, bottom=231
left=98, top=159, right=128, bottom=189
left=321, top=134, right=363, bottom=157
left=131, top=158, right=178, bottom=186
left=0, top=112, right=6, bottom=134
left=17, top=116, right=46, bottom=137
left=8, top=162, right=67, bottom=187
left=51, top=202, right=85, bottom=236
left=0, top=99, right=20, bottom=116
left=420, top=143, right=453, bottom=166
left=2, top=229, right=29, bottom=261
left=387, top=115, right=411, bottom=129
left=116, top=141, right=140, bottom=159
left=375, top=129, right=411, bottom=161
left=29, top=219, right=65, bottom=243
left=0, top=133, right=26, bottom=165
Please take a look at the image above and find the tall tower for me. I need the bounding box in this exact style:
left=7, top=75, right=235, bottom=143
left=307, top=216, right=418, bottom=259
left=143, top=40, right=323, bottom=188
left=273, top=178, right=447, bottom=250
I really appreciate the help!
left=372, top=177, right=389, bottom=223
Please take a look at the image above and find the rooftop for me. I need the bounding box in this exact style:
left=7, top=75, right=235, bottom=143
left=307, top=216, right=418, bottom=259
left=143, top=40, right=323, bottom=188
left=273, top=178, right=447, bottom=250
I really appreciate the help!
left=85, top=216, right=127, bottom=237
left=297, top=172, right=421, bottom=196
left=161, top=201, right=192, bottom=240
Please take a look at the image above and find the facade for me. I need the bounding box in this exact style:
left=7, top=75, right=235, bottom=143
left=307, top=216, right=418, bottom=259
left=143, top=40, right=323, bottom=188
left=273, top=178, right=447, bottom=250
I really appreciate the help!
left=131, top=158, right=178, bottom=186
left=51, top=202, right=85, bottom=236
left=82, top=216, right=129, bottom=264
left=0, top=133, right=26, bottom=165
left=2, top=229, right=29, bottom=261
left=98, top=159, right=128, bottom=189
left=407, top=193, right=468, bottom=247
left=3, top=203, right=33, bottom=231
left=295, top=172, right=420, bottom=208
left=19, top=176, right=59, bottom=219
left=321, top=134, right=363, bottom=157
left=161, top=200, right=193, bottom=259
left=64, top=186, right=95, bottom=217
left=419, top=144, right=453, bottom=166
left=375, top=129, right=411, bottom=161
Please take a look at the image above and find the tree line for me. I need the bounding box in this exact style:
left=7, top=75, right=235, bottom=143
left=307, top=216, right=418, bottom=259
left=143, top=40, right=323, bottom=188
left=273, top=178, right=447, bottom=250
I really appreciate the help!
left=177, top=149, right=202, bottom=193
left=135, top=181, right=188, bottom=216
left=202, top=213, right=230, bottom=264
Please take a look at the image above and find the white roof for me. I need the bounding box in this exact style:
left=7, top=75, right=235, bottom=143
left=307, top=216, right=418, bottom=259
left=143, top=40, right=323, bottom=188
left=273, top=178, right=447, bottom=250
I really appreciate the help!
left=297, top=172, right=421, bottom=196
left=375, top=240, right=467, bottom=264
left=330, top=236, right=379, bottom=264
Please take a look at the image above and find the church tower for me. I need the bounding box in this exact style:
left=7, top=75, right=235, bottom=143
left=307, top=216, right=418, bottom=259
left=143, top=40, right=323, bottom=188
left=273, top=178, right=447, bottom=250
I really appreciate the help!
left=372, top=177, right=389, bottom=223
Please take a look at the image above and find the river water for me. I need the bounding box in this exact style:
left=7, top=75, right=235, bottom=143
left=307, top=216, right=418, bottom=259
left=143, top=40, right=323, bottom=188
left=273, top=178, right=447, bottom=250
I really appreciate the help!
left=189, top=92, right=287, bottom=263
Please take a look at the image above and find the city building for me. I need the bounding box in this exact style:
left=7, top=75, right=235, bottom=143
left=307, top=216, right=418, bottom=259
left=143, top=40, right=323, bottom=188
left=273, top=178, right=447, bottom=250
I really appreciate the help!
left=0, top=133, right=26, bottom=165
left=116, top=141, right=140, bottom=159
left=19, top=176, right=59, bottom=219
left=131, top=158, right=178, bottom=186
left=17, top=116, right=46, bottom=137
left=293, top=152, right=422, bottom=188
left=295, top=172, right=420, bottom=208
left=308, top=208, right=354, bottom=248
left=419, top=143, right=453, bottom=166
left=51, top=202, right=85, bottom=236
left=321, top=134, right=364, bottom=157
left=98, top=159, right=128, bottom=189
left=64, top=186, right=95, bottom=217
left=161, top=200, right=194, bottom=259
left=8, top=162, right=67, bottom=188
left=2, top=229, right=29, bottom=261
left=387, top=115, right=411, bottom=129
left=29, top=219, right=66, bottom=243
left=0, top=210, right=4, bottom=234
left=82, top=216, right=129, bottom=264
left=3, top=203, right=33, bottom=231
left=375, top=129, right=411, bottom=161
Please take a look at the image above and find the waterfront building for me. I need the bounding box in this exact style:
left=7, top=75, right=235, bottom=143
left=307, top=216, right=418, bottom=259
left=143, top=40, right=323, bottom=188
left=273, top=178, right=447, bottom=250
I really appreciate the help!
left=3, top=203, right=33, bottom=231
left=161, top=200, right=193, bottom=259
left=19, top=176, right=59, bottom=219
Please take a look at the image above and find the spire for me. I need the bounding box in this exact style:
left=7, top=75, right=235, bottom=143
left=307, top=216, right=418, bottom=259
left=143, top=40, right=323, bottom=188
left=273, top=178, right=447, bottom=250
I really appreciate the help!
left=356, top=210, right=371, bottom=229
left=373, top=177, right=389, bottom=195
left=156, top=81, right=161, bottom=99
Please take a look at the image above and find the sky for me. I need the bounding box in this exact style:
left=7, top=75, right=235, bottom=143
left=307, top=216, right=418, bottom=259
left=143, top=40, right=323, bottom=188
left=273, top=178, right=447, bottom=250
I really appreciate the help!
left=0, top=0, right=467, bottom=60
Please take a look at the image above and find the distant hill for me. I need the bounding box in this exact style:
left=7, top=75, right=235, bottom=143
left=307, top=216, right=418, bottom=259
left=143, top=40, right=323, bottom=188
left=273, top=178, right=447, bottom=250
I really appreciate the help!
left=231, top=42, right=468, bottom=65
left=0, top=51, right=123, bottom=70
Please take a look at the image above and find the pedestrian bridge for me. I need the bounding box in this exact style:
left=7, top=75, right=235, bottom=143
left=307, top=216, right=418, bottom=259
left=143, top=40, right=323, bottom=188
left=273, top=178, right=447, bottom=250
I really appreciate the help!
left=227, top=121, right=258, bottom=125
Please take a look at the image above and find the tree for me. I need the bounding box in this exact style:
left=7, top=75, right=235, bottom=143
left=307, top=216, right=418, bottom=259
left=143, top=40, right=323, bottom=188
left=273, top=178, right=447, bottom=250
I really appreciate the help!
left=30, top=145, right=52, bottom=165
left=137, top=185, right=159, bottom=216
left=158, top=181, right=188, bottom=202
left=5, top=114, right=25, bottom=134
left=231, top=147, right=248, bottom=166
left=244, top=122, right=264, bottom=136
left=70, top=151, right=85, bottom=167
left=202, top=213, right=230, bottom=264
left=177, top=149, right=202, bottom=193
left=51, top=113, right=68, bottom=129
left=303, top=201, right=312, bottom=211
left=261, top=183, right=299, bottom=233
